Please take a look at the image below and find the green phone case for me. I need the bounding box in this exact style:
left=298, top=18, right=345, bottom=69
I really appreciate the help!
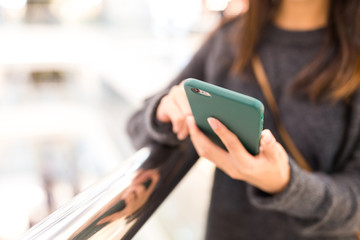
left=184, top=78, right=264, bottom=155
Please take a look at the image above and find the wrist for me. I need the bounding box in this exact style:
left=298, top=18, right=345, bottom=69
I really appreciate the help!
left=269, top=165, right=291, bottom=194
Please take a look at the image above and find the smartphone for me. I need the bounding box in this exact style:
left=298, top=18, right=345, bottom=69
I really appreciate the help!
left=184, top=78, right=264, bottom=155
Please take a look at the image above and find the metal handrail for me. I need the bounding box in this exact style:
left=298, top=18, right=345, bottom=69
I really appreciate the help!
left=18, top=143, right=197, bottom=240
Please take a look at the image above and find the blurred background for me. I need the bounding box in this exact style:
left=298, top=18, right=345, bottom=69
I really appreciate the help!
left=0, top=0, right=247, bottom=239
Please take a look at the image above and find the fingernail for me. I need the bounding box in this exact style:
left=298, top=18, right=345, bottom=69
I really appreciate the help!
left=207, top=117, right=219, bottom=130
left=263, top=130, right=273, bottom=144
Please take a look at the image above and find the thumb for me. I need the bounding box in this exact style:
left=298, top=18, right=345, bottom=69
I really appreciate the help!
left=260, top=129, right=277, bottom=158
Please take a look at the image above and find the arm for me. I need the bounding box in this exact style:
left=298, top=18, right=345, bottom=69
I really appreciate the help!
left=248, top=139, right=360, bottom=237
left=127, top=32, right=217, bottom=149
left=186, top=112, right=360, bottom=237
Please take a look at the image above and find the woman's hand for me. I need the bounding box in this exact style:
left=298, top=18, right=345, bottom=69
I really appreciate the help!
left=156, top=82, right=192, bottom=140
left=187, top=116, right=290, bottom=194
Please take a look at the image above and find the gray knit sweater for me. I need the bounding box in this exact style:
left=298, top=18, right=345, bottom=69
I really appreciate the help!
left=127, top=19, right=360, bottom=239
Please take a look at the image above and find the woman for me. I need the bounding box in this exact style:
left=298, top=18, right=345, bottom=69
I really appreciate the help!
left=127, top=0, right=360, bottom=239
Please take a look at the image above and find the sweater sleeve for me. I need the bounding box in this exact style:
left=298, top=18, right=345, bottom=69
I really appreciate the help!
left=247, top=141, right=360, bottom=237
left=126, top=31, right=217, bottom=149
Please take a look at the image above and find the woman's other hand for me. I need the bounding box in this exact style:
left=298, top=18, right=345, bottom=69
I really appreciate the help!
left=187, top=116, right=290, bottom=194
left=156, top=82, right=192, bottom=140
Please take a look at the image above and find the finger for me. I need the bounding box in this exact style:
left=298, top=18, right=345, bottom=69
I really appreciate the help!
left=161, top=99, right=186, bottom=134
left=187, top=116, right=230, bottom=168
left=170, top=94, right=189, bottom=138
left=156, top=96, right=171, bottom=122
left=167, top=108, right=189, bottom=140
left=159, top=97, right=189, bottom=140
left=207, top=117, right=256, bottom=176
left=177, top=124, right=189, bottom=140
left=157, top=93, right=186, bottom=124
left=167, top=85, right=193, bottom=137
left=261, top=129, right=275, bottom=145
left=259, top=129, right=278, bottom=161
left=170, top=84, right=192, bottom=116
left=207, top=117, right=250, bottom=159
left=179, top=85, right=192, bottom=116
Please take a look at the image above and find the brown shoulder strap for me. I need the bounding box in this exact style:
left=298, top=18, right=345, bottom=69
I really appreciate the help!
left=251, top=55, right=313, bottom=172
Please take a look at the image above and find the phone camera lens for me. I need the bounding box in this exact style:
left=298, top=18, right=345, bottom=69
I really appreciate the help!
left=192, top=88, right=200, bottom=93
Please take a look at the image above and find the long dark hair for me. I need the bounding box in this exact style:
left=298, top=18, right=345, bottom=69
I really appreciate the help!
left=230, top=0, right=360, bottom=102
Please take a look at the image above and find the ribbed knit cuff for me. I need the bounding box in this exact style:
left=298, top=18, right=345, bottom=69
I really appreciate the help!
left=247, top=157, right=329, bottom=218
